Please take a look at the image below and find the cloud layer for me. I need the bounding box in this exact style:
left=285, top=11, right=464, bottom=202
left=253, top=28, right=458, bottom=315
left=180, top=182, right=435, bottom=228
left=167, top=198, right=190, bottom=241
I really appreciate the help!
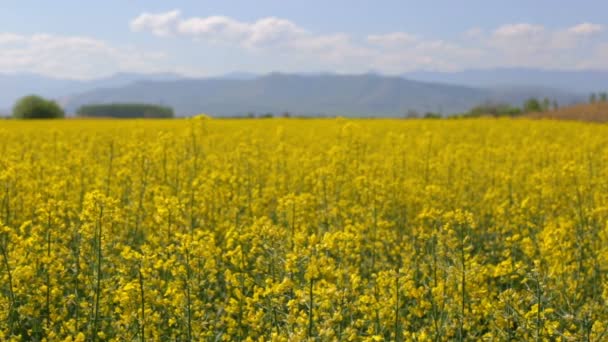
left=131, top=10, right=608, bottom=73
left=1, top=12, right=606, bottom=79
left=131, top=10, right=363, bottom=66
left=0, top=33, right=165, bottom=79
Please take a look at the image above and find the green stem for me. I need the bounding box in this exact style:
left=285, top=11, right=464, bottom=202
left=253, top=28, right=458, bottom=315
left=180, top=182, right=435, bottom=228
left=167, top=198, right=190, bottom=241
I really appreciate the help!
left=92, top=206, right=104, bottom=341
left=0, top=236, right=16, bottom=334
left=46, top=215, right=51, bottom=331
left=138, top=265, right=145, bottom=342
left=185, top=252, right=192, bottom=341
left=308, top=277, right=314, bottom=338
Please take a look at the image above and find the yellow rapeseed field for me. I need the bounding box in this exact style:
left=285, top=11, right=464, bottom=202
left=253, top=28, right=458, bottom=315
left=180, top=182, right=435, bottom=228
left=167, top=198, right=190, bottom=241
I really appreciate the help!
left=0, top=117, right=607, bottom=341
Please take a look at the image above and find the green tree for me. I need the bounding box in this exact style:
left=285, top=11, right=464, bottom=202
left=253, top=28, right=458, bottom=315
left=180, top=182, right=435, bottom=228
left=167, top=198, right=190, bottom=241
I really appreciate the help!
left=465, top=103, right=522, bottom=118
left=13, top=95, right=65, bottom=119
left=76, top=104, right=174, bottom=118
left=523, top=98, right=543, bottom=113
left=590, top=93, right=597, bottom=104
left=599, top=92, right=607, bottom=102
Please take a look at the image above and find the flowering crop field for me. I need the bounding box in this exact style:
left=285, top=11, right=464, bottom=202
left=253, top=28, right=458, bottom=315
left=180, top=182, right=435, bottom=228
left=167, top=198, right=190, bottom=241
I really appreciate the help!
left=0, top=118, right=607, bottom=341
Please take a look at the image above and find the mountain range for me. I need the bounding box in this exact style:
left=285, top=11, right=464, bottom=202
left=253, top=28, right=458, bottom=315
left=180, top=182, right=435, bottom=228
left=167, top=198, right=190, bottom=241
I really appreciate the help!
left=1, top=68, right=602, bottom=117
left=402, top=68, right=608, bottom=93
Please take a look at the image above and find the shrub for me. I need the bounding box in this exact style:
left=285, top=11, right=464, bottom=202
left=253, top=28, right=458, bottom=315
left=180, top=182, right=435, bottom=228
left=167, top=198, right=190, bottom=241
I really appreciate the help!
left=77, top=103, right=174, bottom=118
left=13, top=95, right=65, bottom=119
left=464, top=103, right=522, bottom=118
left=523, top=98, right=543, bottom=113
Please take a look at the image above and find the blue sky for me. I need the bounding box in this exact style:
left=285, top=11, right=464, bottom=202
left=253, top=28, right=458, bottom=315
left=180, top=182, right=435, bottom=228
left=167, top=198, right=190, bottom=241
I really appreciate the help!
left=2, top=0, right=607, bottom=79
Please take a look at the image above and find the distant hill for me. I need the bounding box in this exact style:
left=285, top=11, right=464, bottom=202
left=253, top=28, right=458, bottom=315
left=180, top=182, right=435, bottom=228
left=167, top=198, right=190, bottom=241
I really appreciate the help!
left=404, top=68, right=608, bottom=94
left=63, top=73, right=584, bottom=117
left=63, top=73, right=490, bottom=117
left=528, top=102, right=608, bottom=122
left=0, top=69, right=595, bottom=117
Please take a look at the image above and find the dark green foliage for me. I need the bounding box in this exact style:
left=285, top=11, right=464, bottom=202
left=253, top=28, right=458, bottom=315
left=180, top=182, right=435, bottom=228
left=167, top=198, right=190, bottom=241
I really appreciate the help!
left=423, top=112, right=441, bottom=119
left=463, top=103, right=523, bottom=118
left=523, top=98, right=543, bottom=113
left=77, top=103, right=174, bottom=118
left=13, top=95, right=64, bottom=119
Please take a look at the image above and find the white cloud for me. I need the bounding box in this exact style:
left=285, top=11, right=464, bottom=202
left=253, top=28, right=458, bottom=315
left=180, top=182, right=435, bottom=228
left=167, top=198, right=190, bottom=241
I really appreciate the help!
left=0, top=33, right=166, bottom=79
left=464, top=22, right=608, bottom=69
left=2, top=12, right=607, bottom=79
left=0, top=33, right=24, bottom=44
left=140, top=12, right=353, bottom=55
left=247, top=17, right=308, bottom=48
left=482, top=23, right=551, bottom=57
left=130, top=10, right=181, bottom=37
left=490, top=24, right=548, bottom=53
left=130, top=11, right=373, bottom=70
left=367, top=32, right=418, bottom=48
left=177, top=16, right=249, bottom=43
left=493, top=23, right=545, bottom=38
left=176, top=15, right=310, bottom=50
left=130, top=12, right=608, bottom=72
left=132, top=11, right=309, bottom=49
left=568, top=22, right=603, bottom=35
left=130, top=11, right=465, bottom=72
left=488, top=22, right=604, bottom=52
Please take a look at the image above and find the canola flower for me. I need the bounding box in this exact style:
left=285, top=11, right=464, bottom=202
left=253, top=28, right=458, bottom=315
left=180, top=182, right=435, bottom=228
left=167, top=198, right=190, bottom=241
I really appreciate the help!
left=0, top=118, right=607, bottom=341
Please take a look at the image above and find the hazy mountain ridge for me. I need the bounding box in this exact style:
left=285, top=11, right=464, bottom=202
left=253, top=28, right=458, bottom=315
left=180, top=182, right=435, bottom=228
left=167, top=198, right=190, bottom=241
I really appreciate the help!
left=403, top=68, right=608, bottom=94
left=0, top=68, right=594, bottom=117
left=64, top=73, right=585, bottom=117
left=64, top=73, right=492, bottom=117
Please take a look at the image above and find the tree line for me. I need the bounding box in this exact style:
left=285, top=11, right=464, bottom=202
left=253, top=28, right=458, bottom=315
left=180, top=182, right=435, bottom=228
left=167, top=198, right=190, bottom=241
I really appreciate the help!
left=7, top=92, right=608, bottom=120
left=412, top=92, right=608, bottom=119
left=9, top=95, right=174, bottom=119
left=76, top=104, right=174, bottom=118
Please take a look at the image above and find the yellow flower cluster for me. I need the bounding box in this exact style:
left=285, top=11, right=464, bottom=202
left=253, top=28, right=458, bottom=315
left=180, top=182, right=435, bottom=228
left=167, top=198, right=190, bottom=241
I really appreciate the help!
left=0, top=118, right=607, bottom=341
